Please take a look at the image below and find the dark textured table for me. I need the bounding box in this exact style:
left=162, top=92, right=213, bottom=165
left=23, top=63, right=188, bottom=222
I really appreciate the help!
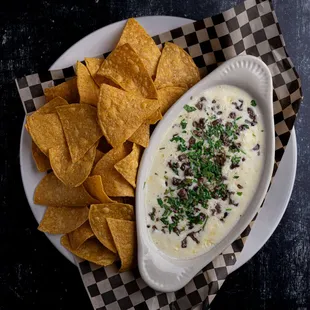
left=1, top=0, right=309, bottom=309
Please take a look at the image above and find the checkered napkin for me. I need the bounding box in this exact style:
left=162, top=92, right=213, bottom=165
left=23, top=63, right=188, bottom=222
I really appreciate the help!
left=15, top=0, right=302, bottom=309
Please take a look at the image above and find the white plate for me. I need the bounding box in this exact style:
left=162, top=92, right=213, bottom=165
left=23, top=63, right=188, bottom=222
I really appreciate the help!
left=19, top=16, right=297, bottom=268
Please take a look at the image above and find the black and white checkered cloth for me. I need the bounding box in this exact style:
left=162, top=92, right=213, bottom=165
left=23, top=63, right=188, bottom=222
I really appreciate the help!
left=15, top=0, right=302, bottom=309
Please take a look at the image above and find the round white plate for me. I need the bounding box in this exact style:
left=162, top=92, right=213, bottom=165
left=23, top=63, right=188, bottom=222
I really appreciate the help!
left=20, top=16, right=297, bottom=268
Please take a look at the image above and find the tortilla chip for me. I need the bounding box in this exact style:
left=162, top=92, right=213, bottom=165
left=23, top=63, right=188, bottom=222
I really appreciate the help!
left=89, top=203, right=134, bottom=253
left=32, top=141, right=51, bottom=172
left=158, top=86, right=187, bottom=114
left=128, top=122, right=150, bottom=148
left=154, top=42, right=200, bottom=89
left=56, top=104, right=102, bottom=163
left=34, top=172, right=99, bottom=206
left=26, top=112, right=66, bottom=156
left=76, top=61, right=100, bottom=106
left=98, top=84, right=159, bottom=148
left=83, top=175, right=115, bottom=203
left=117, top=18, right=161, bottom=77
left=38, top=206, right=88, bottom=234
left=106, top=218, right=137, bottom=272
left=114, top=144, right=142, bottom=188
left=147, top=109, right=162, bottom=125
left=68, top=221, right=94, bottom=250
left=44, top=77, right=79, bottom=103
left=61, top=234, right=116, bottom=266
left=97, top=43, right=157, bottom=99
left=37, top=96, right=68, bottom=114
left=94, top=149, right=104, bottom=166
left=49, top=144, right=96, bottom=187
left=92, top=143, right=134, bottom=197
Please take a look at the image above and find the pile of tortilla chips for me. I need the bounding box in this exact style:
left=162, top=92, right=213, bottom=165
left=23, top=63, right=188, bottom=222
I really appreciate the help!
left=25, top=18, right=200, bottom=271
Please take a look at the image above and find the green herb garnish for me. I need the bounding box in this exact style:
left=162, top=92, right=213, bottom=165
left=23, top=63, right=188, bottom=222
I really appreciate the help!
left=237, top=192, right=243, bottom=196
left=251, top=100, right=257, bottom=107
left=233, top=176, right=239, bottom=179
left=184, top=104, right=197, bottom=112
left=180, top=119, right=187, bottom=129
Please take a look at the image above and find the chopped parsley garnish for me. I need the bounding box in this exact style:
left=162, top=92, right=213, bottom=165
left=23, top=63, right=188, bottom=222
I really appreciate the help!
left=251, top=100, right=257, bottom=107
left=235, top=116, right=242, bottom=121
left=231, top=155, right=241, bottom=165
left=150, top=103, right=252, bottom=244
left=180, top=119, right=187, bottom=129
left=184, top=104, right=197, bottom=112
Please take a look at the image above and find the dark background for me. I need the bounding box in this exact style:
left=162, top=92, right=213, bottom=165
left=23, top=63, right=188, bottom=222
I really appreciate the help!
left=1, top=0, right=309, bottom=309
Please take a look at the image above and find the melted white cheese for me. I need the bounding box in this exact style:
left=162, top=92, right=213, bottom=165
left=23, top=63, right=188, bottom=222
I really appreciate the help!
left=145, top=85, right=265, bottom=258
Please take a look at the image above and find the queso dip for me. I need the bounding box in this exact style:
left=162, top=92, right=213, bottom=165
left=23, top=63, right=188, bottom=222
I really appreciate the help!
left=145, top=85, right=265, bottom=258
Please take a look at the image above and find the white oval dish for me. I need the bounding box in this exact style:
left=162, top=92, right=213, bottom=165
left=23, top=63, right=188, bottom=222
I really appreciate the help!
left=136, top=55, right=274, bottom=292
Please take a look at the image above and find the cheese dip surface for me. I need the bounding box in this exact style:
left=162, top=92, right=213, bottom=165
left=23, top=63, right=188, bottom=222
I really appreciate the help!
left=145, top=85, right=265, bottom=258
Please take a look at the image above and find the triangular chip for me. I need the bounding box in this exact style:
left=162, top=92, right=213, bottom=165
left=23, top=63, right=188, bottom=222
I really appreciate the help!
left=158, top=86, right=187, bottom=114
left=37, top=96, right=68, bottom=114
left=106, top=218, right=137, bottom=272
left=76, top=61, right=100, bottom=106
left=44, top=77, right=79, bottom=103
left=128, top=122, right=150, bottom=148
left=34, top=172, right=99, bottom=206
left=92, top=143, right=134, bottom=196
left=114, top=144, right=142, bottom=188
left=61, top=234, right=116, bottom=266
left=98, top=84, right=159, bottom=148
left=117, top=18, right=161, bottom=77
left=84, top=57, right=107, bottom=86
left=32, top=141, right=51, bottom=172
left=83, top=175, right=115, bottom=203
left=147, top=109, right=162, bottom=125
left=94, top=149, right=104, bottom=166
left=56, top=104, right=102, bottom=163
left=49, top=144, right=96, bottom=188
left=154, top=42, right=200, bottom=89
left=26, top=112, right=66, bottom=156
left=68, top=221, right=94, bottom=250
left=97, top=43, right=157, bottom=99
left=89, top=203, right=134, bottom=253
left=38, top=206, right=89, bottom=234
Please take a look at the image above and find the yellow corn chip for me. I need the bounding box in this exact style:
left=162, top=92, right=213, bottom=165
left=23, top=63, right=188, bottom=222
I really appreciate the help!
left=117, top=18, right=161, bottom=77
left=44, top=77, right=79, bottom=103
left=76, top=61, right=100, bottom=106
left=26, top=112, right=66, bottom=156
left=37, top=96, right=68, bottom=114
left=154, top=42, right=200, bottom=89
left=98, top=84, right=159, bottom=148
left=94, top=149, right=104, bottom=166
left=97, top=43, right=157, bottom=99
left=158, top=86, right=187, bottom=115
left=56, top=104, right=102, bottom=163
left=147, top=109, right=162, bottom=125
left=38, top=206, right=88, bottom=234
left=61, top=234, right=116, bottom=266
left=106, top=218, right=137, bottom=272
left=85, top=57, right=105, bottom=85
left=114, top=143, right=142, bottom=188
left=92, top=143, right=134, bottom=197
left=68, top=221, right=94, bottom=250
left=128, top=122, right=150, bottom=148
left=34, top=172, right=99, bottom=206
left=83, top=175, right=115, bottom=203
left=89, top=203, right=134, bottom=253
left=32, top=141, right=51, bottom=172
left=49, top=144, right=96, bottom=188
